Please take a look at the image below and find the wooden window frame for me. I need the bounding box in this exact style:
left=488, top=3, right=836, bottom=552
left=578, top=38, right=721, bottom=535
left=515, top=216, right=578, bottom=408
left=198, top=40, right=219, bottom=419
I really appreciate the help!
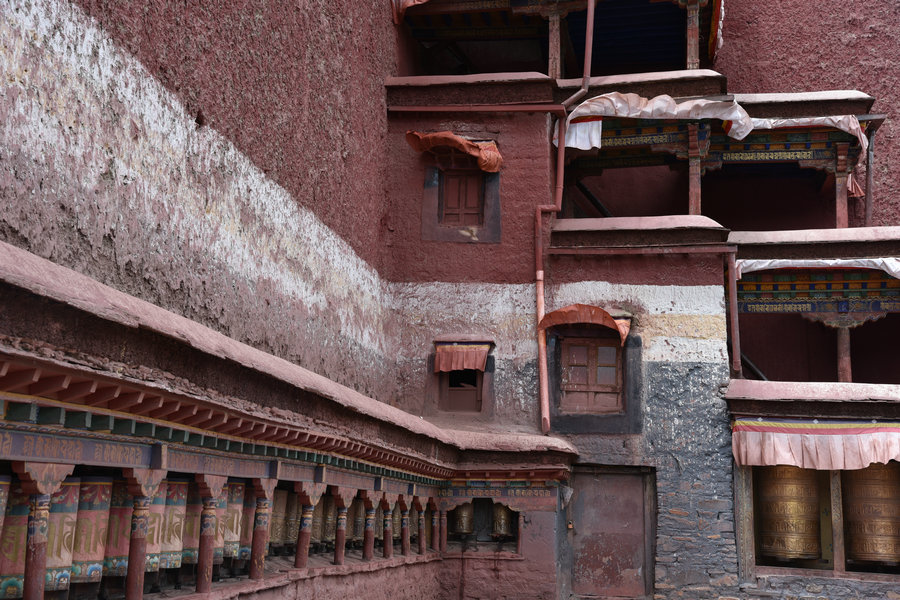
left=422, top=148, right=501, bottom=243
left=438, top=167, right=485, bottom=227
left=438, top=369, right=484, bottom=413
left=559, top=336, right=623, bottom=415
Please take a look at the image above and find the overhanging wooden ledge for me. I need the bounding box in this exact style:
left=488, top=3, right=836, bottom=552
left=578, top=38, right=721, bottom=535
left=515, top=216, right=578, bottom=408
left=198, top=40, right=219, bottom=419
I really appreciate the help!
left=0, top=241, right=577, bottom=481
left=725, top=379, right=900, bottom=419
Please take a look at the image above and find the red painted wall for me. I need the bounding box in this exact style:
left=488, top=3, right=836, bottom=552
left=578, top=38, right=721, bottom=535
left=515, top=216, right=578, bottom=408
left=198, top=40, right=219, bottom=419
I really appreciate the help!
left=74, top=0, right=397, bottom=270
left=715, top=0, right=900, bottom=227
left=384, top=113, right=553, bottom=283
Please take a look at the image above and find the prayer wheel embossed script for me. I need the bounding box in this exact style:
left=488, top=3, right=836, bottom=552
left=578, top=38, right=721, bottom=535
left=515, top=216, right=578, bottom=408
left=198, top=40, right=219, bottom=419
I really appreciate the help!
left=758, top=466, right=820, bottom=560
left=843, top=461, right=900, bottom=564
left=492, top=503, right=512, bottom=538
left=454, top=502, right=474, bottom=535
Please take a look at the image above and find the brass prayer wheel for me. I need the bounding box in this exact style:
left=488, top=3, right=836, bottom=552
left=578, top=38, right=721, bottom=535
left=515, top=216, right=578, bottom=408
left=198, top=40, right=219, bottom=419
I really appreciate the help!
left=375, top=506, right=384, bottom=540
left=843, top=461, right=900, bottom=564
left=758, top=465, right=820, bottom=560
left=492, top=503, right=513, bottom=538
left=409, top=508, right=419, bottom=539
left=323, top=494, right=336, bottom=542
left=350, top=498, right=365, bottom=542
left=454, top=502, right=474, bottom=535
left=311, top=498, right=325, bottom=544
left=392, top=504, right=402, bottom=539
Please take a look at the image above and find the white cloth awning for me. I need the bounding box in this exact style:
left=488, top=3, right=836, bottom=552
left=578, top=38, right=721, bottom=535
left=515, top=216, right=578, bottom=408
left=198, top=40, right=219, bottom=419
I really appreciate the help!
left=736, top=258, right=900, bottom=280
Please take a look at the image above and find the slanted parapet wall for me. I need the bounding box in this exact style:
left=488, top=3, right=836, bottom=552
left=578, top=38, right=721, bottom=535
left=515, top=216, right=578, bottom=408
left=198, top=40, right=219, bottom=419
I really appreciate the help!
left=0, top=0, right=394, bottom=401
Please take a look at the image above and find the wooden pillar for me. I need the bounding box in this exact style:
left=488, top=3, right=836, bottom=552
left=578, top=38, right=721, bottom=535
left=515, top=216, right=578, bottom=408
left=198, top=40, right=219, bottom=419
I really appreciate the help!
left=831, top=471, right=846, bottom=573
left=333, top=506, right=348, bottom=565
left=431, top=510, right=439, bottom=551
left=13, top=462, right=75, bottom=600
left=835, top=142, right=850, bottom=228
left=517, top=513, right=525, bottom=555
left=125, top=496, right=151, bottom=600
left=363, top=507, right=375, bottom=560
left=196, top=497, right=217, bottom=593
left=23, top=493, right=50, bottom=600
left=688, top=123, right=702, bottom=215
left=382, top=504, right=393, bottom=559
left=439, top=510, right=448, bottom=553
left=417, top=511, right=426, bottom=555
left=400, top=509, right=410, bottom=556
left=249, top=478, right=276, bottom=580
left=837, top=327, right=852, bottom=382
left=686, top=0, right=700, bottom=69
left=548, top=12, right=561, bottom=79
left=249, top=497, right=270, bottom=579
left=294, top=504, right=314, bottom=568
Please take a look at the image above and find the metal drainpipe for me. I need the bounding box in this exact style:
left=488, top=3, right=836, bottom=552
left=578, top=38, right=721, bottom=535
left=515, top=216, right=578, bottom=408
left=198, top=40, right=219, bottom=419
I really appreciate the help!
left=536, top=0, right=597, bottom=434
left=865, top=126, right=876, bottom=226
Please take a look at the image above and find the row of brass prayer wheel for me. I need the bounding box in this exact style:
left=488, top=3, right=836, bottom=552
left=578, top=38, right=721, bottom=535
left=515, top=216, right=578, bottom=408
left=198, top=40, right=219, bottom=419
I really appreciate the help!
left=758, top=462, right=900, bottom=564
left=451, top=502, right=515, bottom=538
left=270, top=494, right=430, bottom=551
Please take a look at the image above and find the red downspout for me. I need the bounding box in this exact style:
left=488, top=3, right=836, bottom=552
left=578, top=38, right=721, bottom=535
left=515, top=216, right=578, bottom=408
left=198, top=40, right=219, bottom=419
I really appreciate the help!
left=536, top=0, right=597, bottom=434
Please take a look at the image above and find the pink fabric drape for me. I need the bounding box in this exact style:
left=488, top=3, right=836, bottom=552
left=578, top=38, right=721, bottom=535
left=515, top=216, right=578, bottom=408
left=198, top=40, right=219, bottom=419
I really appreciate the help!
left=732, top=418, right=900, bottom=471
left=392, top=0, right=431, bottom=24
left=434, top=344, right=490, bottom=373
left=406, top=131, right=503, bottom=172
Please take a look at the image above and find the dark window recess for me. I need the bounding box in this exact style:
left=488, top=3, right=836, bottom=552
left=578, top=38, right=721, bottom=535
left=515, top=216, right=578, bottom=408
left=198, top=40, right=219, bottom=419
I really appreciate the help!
left=560, top=337, right=622, bottom=414
left=440, top=170, right=484, bottom=226
left=440, top=369, right=483, bottom=412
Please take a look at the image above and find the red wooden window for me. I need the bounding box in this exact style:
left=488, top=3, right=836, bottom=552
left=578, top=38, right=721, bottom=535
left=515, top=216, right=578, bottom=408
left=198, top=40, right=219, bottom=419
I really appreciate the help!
left=560, top=337, right=622, bottom=414
left=439, top=169, right=484, bottom=227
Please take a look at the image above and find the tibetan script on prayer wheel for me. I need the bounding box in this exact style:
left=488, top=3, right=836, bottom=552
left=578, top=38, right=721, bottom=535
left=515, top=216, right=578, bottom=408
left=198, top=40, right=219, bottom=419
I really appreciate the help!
left=758, top=466, right=820, bottom=560
left=843, top=461, right=900, bottom=565
left=454, top=502, right=474, bottom=535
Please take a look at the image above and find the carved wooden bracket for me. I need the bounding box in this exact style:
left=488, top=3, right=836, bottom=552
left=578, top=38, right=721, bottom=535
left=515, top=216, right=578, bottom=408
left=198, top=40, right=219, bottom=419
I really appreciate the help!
left=294, top=481, right=327, bottom=506
left=802, top=311, right=887, bottom=329
left=124, top=467, right=168, bottom=498
left=252, top=477, right=277, bottom=501
left=195, top=473, right=228, bottom=498
left=332, top=486, right=358, bottom=509
left=12, top=462, right=75, bottom=495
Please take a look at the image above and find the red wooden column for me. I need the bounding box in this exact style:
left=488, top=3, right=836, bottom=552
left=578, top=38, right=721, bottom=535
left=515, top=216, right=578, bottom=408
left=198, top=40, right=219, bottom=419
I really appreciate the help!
left=363, top=503, right=376, bottom=560
left=334, top=506, right=348, bottom=565
left=835, top=142, right=850, bottom=228
left=249, top=478, right=276, bottom=580
left=332, top=488, right=356, bottom=566
left=382, top=498, right=394, bottom=559
left=294, top=482, right=325, bottom=569
left=685, top=0, right=701, bottom=69
left=688, top=123, right=702, bottom=215
left=439, top=510, right=448, bottom=553
left=123, top=468, right=166, bottom=600
left=400, top=507, right=411, bottom=556
left=430, top=506, right=439, bottom=551
left=13, top=462, right=75, bottom=600
left=195, top=474, right=227, bottom=593
left=415, top=499, right=426, bottom=555
left=837, top=327, right=853, bottom=382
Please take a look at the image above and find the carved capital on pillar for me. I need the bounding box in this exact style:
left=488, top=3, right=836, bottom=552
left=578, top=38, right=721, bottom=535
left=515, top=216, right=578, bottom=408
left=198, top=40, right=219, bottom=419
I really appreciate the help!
left=412, top=496, right=425, bottom=512
left=332, top=487, right=357, bottom=509
left=381, top=492, right=399, bottom=510
left=295, top=481, right=327, bottom=506
left=195, top=473, right=227, bottom=499
left=252, top=477, right=277, bottom=501
left=395, top=494, right=408, bottom=511
left=123, top=467, right=167, bottom=498
left=12, top=462, right=75, bottom=496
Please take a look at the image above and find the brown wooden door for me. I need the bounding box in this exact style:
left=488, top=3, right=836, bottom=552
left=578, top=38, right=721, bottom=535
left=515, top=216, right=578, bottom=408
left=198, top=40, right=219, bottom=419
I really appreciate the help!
left=570, top=469, right=655, bottom=598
